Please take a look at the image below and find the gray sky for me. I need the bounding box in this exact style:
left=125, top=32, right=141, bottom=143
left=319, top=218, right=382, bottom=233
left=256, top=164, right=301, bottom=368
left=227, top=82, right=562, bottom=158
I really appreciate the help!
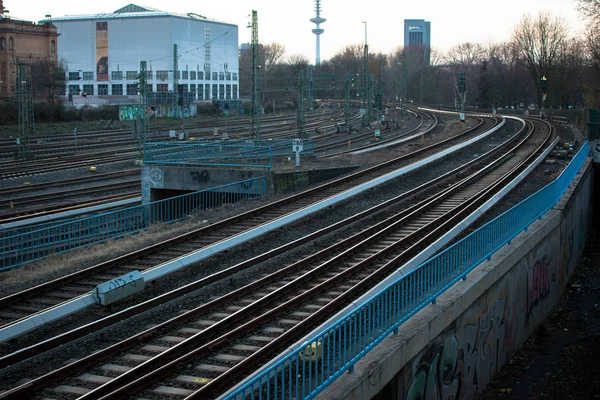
left=8, top=0, right=585, bottom=62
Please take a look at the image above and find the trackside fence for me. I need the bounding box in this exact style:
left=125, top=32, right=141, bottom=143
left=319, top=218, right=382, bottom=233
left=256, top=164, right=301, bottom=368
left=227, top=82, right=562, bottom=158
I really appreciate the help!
left=225, top=141, right=589, bottom=400
left=0, top=177, right=267, bottom=271
left=144, top=142, right=273, bottom=169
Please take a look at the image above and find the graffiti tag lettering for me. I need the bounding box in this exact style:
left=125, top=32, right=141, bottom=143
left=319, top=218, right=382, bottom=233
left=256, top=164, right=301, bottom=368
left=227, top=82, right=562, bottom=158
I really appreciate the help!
left=405, top=298, right=507, bottom=400
left=191, top=170, right=210, bottom=184
left=527, top=256, right=550, bottom=320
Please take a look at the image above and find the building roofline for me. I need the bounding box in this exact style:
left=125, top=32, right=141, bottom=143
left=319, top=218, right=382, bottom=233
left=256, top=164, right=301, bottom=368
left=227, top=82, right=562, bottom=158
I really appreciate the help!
left=38, top=6, right=236, bottom=28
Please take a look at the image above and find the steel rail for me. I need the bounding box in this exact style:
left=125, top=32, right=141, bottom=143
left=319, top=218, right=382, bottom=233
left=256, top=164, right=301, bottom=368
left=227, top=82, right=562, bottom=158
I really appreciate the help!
left=82, top=118, right=550, bottom=400
left=0, top=117, right=500, bottom=334
left=0, top=117, right=524, bottom=379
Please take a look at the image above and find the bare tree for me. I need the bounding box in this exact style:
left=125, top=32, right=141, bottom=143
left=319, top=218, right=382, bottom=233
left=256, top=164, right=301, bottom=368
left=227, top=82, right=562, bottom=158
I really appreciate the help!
left=577, top=0, right=600, bottom=23
left=446, top=42, right=485, bottom=67
left=512, top=11, right=569, bottom=105
left=287, top=54, right=310, bottom=70
left=584, top=23, right=600, bottom=107
left=263, top=42, right=286, bottom=71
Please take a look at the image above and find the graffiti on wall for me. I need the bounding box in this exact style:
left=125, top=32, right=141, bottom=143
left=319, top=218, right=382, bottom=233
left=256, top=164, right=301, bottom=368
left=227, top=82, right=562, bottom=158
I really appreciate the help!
left=526, top=256, right=551, bottom=321
left=191, top=170, right=211, bottom=184
left=141, top=167, right=164, bottom=203
left=405, top=298, right=508, bottom=400
left=119, top=105, right=144, bottom=121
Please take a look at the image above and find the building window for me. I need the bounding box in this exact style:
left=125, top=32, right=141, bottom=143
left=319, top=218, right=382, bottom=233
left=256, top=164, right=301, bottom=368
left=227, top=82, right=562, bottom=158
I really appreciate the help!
left=225, top=72, right=231, bottom=81
left=181, top=84, right=188, bottom=93
left=69, top=84, right=80, bottom=95
left=111, top=84, right=123, bottom=95
left=111, top=71, right=123, bottom=80
left=212, top=84, right=218, bottom=100
left=219, top=72, right=225, bottom=81
left=232, top=84, right=238, bottom=100
left=212, top=72, right=218, bottom=81
left=83, top=72, right=94, bottom=81
left=190, top=84, right=196, bottom=99
left=98, top=84, right=108, bottom=95
left=219, top=84, right=225, bottom=99
left=82, top=84, right=94, bottom=95
left=156, top=71, right=168, bottom=81
left=190, top=71, right=196, bottom=80
left=68, top=72, right=80, bottom=81
left=157, top=84, right=168, bottom=93
left=126, top=71, right=137, bottom=80
left=8, top=37, right=13, bottom=51
left=198, top=71, right=204, bottom=80
left=225, top=84, right=231, bottom=100
left=205, top=84, right=210, bottom=100
left=182, top=71, right=188, bottom=80
left=198, top=84, right=204, bottom=100
left=232, top=73, right=238, bottom=81
left=0, top=37, right=5, bottom=52
left=146, top=84, right=152, bottom=93
left=51, top=40, right=56, bottom=54
left=146, top=71, right=152, bottom=81
left=126, top=84, right=138, bottom=95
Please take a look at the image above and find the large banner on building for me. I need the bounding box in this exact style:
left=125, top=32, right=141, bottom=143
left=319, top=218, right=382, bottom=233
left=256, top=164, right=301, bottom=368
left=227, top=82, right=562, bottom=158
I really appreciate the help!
left=96, top=22, right=108, bottom=81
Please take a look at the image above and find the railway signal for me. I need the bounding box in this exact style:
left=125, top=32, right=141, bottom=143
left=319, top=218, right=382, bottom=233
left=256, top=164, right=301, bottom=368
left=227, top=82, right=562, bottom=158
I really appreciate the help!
left=458, top=73, right=466, bottom=94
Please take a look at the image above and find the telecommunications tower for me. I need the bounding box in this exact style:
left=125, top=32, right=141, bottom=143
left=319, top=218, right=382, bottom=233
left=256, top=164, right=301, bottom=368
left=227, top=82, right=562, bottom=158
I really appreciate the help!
left=310, top=0, right=325, bottom=65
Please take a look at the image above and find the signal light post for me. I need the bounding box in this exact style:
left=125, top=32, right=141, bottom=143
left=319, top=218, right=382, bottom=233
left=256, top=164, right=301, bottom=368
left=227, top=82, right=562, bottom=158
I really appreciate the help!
left=458, top=72, right=466, bottom=123
left=540, top=76, right=548, bottom=115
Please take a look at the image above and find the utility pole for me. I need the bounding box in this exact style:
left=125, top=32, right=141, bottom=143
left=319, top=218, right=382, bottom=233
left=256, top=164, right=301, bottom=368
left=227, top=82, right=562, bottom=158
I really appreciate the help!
left=137, top=61, right=149, bottom=159
left=307, top=65, right=314, bottom=112
left=16, top=60, right=33, bottom=159
left=367, top=74, right=374, bottom=126
left=362, top=21, right=368, bottom=126
left=173, top=44, right=178, bottom=115
left=402, top=51, right=408, bottom=115
left=345, top=73, right=351, bottom=133
left=250, top=10, right=262, bottom=140
left=297, top=70, right=306, bottom=138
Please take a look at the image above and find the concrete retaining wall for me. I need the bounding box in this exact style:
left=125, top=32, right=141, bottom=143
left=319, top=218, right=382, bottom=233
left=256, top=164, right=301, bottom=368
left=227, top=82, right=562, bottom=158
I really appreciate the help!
left=141, top=165, right=360, bottom=202
left=141, top=166, right=272, bottom=203
left=317, top=159, right=593, bottom=400
left=272, top=166, right=359, bottom=194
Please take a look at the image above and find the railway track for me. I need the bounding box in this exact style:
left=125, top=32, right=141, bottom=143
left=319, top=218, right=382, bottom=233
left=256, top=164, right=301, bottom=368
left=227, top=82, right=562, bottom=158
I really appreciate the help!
left=314, top=110, right=429, bottom=154
left=0, top=110, right=344, bottom=174
left=0, top=117, right=553, bottom=399
left=0, top=116, right=501, bottom=339
left=0, top=110, right=431, bottom=222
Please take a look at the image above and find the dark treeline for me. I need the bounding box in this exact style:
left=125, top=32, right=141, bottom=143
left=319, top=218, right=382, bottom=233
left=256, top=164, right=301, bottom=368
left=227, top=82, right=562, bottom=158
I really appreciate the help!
left=240, top=6, right=600, bottom=112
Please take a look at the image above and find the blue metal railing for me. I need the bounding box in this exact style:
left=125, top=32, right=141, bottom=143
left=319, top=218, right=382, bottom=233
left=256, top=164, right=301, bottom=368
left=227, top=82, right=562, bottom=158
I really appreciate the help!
left=144, top=142, right=273, bottom=169
left=226, top=142, right=590, bottom=400
left=252, top=139, right=315, bottom=155
left=0, top=177, right=267, bottom=271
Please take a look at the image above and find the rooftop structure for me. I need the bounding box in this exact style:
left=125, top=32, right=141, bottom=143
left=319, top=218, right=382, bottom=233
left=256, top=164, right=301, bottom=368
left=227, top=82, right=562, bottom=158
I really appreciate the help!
left=41, top=4, right=239, bottom=107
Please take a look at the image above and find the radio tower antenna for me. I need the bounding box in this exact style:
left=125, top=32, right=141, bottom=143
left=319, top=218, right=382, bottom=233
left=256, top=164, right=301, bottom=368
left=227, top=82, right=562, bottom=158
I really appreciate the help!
left=310, top=0, right=326, bottom=65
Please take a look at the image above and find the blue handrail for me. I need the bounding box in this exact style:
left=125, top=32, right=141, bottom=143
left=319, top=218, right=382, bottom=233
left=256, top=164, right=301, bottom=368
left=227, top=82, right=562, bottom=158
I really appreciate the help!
left=226, top=141, right=589, bottom=400
left=144, top=142, right=274, bottom=169
left=0, top=177, right=267, bottom=272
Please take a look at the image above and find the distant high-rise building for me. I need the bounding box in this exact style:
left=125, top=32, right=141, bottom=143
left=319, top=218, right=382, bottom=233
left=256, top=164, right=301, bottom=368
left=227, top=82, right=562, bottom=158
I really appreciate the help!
left=404, top=19, right=431, bottom=65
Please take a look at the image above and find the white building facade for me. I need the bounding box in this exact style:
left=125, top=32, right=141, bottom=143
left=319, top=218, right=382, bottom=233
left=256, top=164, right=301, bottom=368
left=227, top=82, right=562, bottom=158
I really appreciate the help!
left=43, top=4, right=239, bottom=103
